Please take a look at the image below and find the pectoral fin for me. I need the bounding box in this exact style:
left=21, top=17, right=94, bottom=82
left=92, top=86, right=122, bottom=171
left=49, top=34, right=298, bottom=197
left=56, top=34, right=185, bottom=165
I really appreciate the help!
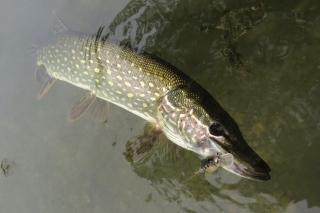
left=123, top=123, right=162, bottom=162
left=36, top=64, right=57, bottom=99
left=68, top=92, right=96, bottom=122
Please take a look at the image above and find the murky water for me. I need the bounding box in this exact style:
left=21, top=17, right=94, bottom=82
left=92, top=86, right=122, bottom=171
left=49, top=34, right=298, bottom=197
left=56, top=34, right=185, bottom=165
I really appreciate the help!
left=0, top=0, right=320, bottom=212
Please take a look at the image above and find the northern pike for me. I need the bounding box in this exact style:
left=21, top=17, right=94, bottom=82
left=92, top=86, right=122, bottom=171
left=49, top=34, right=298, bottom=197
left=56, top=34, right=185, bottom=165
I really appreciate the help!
left=35, top=12, right=271, bottom=181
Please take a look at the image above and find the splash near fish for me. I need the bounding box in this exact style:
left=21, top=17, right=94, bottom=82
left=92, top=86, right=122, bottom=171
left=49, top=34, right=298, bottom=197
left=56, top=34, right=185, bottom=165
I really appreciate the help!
left=35, top=11, right=271, bottom=181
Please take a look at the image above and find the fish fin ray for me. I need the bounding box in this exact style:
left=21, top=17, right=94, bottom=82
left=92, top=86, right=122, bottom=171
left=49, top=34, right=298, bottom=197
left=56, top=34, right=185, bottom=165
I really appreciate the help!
left=90, top=98, right=109, bottom=122
left=36, top=65, right=57, bottom=99
left=68, top=92, right=96, bottom=122
left=123, top=123, right=162, bottom=162
left=52, top=9, right=70, bottom=36
left=29, top=43, right=39, bottom=57
left=35, top=64, right=47, bottom=85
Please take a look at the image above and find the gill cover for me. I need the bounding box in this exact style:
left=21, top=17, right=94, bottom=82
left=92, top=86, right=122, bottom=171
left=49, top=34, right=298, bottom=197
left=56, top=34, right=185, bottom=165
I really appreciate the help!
left=155, top=86, right=220, bottom=157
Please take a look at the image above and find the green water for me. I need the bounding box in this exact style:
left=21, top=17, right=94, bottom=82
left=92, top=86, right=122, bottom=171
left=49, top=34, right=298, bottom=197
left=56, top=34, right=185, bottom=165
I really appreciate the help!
left=0, top=0, right=319, bottom=212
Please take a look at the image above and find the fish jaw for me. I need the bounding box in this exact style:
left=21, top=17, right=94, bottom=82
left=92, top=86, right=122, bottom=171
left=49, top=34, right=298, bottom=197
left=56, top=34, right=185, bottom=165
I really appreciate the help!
left=196, top=136, right=271, bottom=181
left=210, top=135, right=271, bottom=181
left=225, top=162, right=271, bottom=181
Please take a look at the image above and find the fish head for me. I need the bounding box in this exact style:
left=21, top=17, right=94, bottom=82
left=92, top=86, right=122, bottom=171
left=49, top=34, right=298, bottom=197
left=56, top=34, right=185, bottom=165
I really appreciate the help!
left=156, top=85, right=271, bottom=181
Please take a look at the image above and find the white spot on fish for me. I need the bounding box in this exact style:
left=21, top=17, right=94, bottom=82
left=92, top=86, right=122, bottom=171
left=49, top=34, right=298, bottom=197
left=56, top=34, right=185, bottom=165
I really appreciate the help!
left=107, top=69, right=111, bottom=75
left=143, top=103, right=148, bottom=107
left=80, top=60, right=85, bottom=64
left=84, top=71, right=89, bottom=75
left=149, top=82, right=154, bottom=87
left=116, top=91, right=122, bottom=94
left=94, top=68, right=100, bottom=73
left=140, top=82, right=145, bottom=87
left=117, top=76, right=122, bottom=80
left=75, top=64, right=79, bottom=69
left=125, top=82, right=131, bottom=87
left=108, top=81, right=114, bottom=86
left=127, top=93, right=133, bottom=98
left=117, top=64, right=121, bottom=68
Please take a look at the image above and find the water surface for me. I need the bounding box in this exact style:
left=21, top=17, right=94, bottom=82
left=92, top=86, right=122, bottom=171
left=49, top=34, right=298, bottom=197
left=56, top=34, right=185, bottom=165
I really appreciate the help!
left=0, top=0, right=319, bottom=212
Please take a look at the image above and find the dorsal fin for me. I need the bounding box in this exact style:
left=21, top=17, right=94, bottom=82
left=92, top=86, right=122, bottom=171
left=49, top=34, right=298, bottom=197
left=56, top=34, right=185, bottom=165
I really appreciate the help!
left=52, top=9, right=70, bottom=36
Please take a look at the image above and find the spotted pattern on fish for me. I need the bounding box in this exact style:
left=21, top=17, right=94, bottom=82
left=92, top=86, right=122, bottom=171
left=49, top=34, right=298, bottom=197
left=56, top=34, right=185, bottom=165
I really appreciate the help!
left=36, top=31, right=188, bottom=121
left=35, top=18, right=271, bottom=181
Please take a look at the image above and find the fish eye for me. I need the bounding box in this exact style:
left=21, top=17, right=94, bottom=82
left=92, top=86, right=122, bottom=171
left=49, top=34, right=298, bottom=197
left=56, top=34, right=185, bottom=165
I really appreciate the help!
left=209, top=122, right=224, bottom=136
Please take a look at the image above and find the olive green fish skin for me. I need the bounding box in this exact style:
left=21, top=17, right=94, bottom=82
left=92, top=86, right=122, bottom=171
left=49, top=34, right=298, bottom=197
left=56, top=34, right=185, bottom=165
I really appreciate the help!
left=36, top=25, right=271, bottom=181
left=37, top=31, right=189, bottom=122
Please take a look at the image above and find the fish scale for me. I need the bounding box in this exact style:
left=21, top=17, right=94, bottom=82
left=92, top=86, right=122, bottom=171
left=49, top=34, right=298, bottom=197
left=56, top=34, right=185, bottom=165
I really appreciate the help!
left=37, top=31, right=189, bottom=122
left=35, top=13, right=271, bottom=181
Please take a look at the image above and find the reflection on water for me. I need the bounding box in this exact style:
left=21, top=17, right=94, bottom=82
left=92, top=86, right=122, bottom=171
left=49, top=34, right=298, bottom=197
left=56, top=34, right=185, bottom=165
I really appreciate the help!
left=0, top=0, right=320, bottom=212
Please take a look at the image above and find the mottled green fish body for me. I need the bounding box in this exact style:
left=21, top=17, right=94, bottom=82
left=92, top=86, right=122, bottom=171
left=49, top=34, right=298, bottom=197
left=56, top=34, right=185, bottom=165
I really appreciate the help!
left=37, top=29, right=189, bottom=123
left=35, top=13, right=271, bottom=181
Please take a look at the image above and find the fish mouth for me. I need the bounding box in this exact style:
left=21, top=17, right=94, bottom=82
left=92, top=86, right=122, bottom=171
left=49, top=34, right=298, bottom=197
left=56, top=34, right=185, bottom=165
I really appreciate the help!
left=216, top=138, right=271, bottom=181
left=203, top=145, right=271, bottom=181
left=225, top=161, right=271, bottom=181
